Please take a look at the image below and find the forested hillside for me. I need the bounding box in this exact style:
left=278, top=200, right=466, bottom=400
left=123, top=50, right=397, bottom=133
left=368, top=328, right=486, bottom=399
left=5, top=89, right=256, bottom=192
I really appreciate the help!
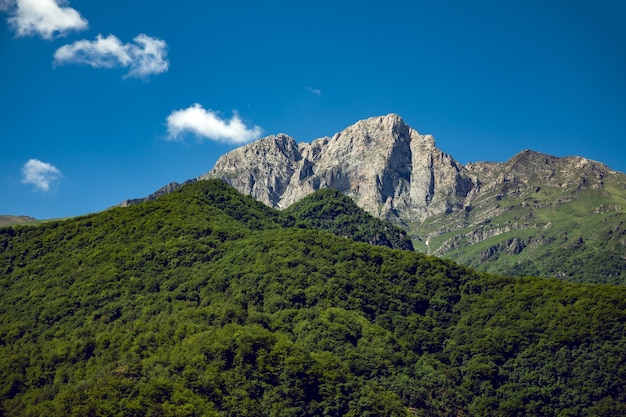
left=284, top=188, right=413, bottom=251
left=1, top=180, right=625, bottom=416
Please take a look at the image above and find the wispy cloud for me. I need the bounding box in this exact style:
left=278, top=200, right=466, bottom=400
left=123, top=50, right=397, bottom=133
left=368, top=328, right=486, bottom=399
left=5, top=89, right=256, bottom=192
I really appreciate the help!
left=166, top=104, right=263, bottom=145
left=3, top=0, right=88, bottom=39
left=305, top=86, right=322, bottom=96
left=21, top=159, right=62, bottom=192
left=53, top=33, right=169, bottom=79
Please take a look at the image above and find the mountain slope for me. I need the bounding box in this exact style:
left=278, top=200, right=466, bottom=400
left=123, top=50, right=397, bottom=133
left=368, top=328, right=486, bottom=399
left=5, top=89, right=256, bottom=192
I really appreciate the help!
left=0, top=215, right=37, bottom=227
left=423, top=150, right=626, bottom=283
left=204, top=115, right=626, bottom=284
left=284, top=188, right=414, bottom=250
left=1, top=180, right=626, bottom=416
left=118, top=179, right=414, bottom=251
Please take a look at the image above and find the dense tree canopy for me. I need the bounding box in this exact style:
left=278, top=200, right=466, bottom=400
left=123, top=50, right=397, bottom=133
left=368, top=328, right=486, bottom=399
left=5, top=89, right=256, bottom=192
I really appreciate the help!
left=1, top=180, right=625, bottom=416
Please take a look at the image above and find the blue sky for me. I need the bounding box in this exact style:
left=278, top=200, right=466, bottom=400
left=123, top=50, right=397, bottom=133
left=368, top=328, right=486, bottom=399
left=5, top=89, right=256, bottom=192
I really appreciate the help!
left=1, top=0, right=625, bottom=219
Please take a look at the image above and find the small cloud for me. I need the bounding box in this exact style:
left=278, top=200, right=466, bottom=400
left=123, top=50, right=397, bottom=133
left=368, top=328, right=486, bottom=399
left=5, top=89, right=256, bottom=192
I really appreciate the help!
left=305, top=86, right=322, bottom=96
left=4, top=0, right=88, bottom=40
left=53, top=33, right=169, bottom=79
left=21, top=159, right=62, bottom=192
left=166, top=104, right=263, bottom=145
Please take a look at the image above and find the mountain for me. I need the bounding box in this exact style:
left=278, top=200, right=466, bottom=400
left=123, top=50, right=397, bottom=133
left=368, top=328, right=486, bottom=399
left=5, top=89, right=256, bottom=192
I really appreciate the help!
left=0, top=215, right=37, bottom=227
left=201, top=114, right=474, bottom=223
left=423, top=150, right=626, bottom=283
left=1, top=180, right=626, bottom=416
left=204, top=114, right=626, bottom=284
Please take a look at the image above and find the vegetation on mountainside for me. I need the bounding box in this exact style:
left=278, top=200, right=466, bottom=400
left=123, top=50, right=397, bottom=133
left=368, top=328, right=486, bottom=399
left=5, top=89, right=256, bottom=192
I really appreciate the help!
left=416, top=156, right=626, bottom=285
left=1, top=180, right=625, bottom=416
left=284, top=188, right=414, bottom=250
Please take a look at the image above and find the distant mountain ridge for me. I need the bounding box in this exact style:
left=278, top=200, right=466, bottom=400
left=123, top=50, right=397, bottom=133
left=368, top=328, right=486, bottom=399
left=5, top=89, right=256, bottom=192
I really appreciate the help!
left=0, top=215, right=37, bottom=227
left=120, top=180, right=197, bottom=207
left=201, top=114, right=626, bottom=283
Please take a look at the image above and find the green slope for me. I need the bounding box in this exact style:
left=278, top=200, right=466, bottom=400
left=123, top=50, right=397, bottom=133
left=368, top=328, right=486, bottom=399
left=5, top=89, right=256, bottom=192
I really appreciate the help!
left=284, top=188, right=414, bottom=251
left=417, top=152, right=626, bottom=284
left=1, top=180, right=625, bottom=416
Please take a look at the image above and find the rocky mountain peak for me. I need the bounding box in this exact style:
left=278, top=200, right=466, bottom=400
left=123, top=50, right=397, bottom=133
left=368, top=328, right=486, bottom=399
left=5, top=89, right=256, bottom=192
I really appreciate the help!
left=203, top=114, right=475, bottom=224
left=465, top=149, right=614, bottom=194
left=327, top=114, right=435, bottom=150
left=336, top=113, right=407, bottom=139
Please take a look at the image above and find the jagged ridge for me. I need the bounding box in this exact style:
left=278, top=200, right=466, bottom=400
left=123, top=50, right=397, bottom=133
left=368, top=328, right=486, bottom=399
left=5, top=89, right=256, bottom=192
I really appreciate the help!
left=203, top=114, right=626, bottom=283
left=201, top=114, right=475, bottom=225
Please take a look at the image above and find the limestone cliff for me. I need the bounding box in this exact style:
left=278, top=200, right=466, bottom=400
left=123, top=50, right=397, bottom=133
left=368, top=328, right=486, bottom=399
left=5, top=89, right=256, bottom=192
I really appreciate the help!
left=200, top=114, right=475, bottom=225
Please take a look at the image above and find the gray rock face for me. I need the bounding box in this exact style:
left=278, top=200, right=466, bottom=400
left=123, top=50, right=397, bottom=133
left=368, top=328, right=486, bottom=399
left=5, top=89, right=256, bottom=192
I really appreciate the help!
left=200, top=114, right=476, bottom=225
left=201, top=134, right=302, bottom=208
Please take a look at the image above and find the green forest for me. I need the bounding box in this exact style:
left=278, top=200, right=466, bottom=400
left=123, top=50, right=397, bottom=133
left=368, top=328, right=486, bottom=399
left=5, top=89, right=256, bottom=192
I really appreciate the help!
left=1, top=180, right=625, bottom=416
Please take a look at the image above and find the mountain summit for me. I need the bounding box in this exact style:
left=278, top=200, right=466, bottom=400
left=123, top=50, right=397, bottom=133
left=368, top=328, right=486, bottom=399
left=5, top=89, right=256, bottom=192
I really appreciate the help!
left=201, top=114, right=474, bottom=224
left=202, top=114, right=626, bottom=283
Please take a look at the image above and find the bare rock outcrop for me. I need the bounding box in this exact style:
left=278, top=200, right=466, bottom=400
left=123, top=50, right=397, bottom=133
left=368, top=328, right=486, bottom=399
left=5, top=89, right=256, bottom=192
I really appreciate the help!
left=200, top=134, right=301, bottom=207
left=201, top=114, right=476, bottom=225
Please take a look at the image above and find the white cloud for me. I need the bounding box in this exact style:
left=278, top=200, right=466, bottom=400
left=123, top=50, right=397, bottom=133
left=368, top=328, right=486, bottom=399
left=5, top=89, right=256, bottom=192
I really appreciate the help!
left=305, top=86, right=322, bottom=96
left=126, top=34, right=169, bottom=78
left=21, top=159, right=62, bottom=192
left=53, top=33, right=169, bottom=79
left=54, top=34, right=130, bottom=68
left=5, top=0, right=88, bottom=39
left=166, top=104, right=263, bottom=145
